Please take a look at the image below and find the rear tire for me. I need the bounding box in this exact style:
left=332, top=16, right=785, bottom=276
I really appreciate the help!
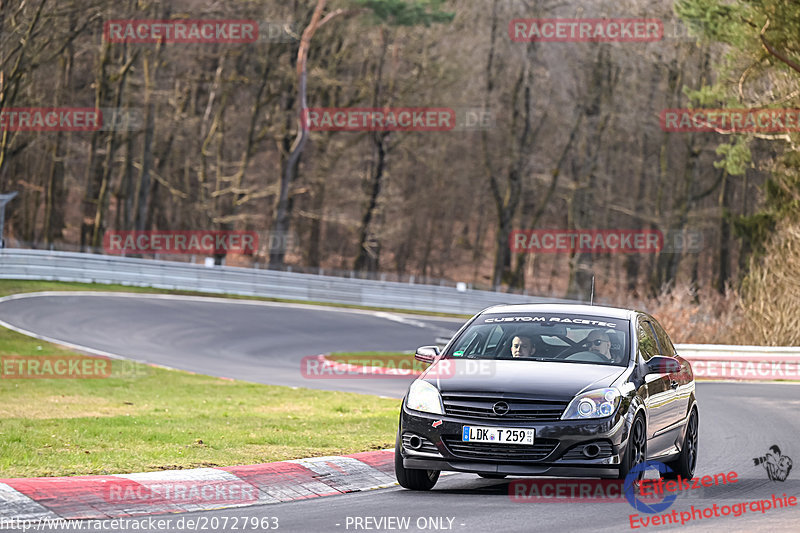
left=618, top=413, right=647, bottom=480
left=664, top=408, right=698, bottom=479
left=394, top=432, right=440, bottom=490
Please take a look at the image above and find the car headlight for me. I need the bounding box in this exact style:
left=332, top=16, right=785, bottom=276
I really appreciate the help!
left=561, top=387, right=621, bottom=420
left=406, top=379, right=444, bottom=415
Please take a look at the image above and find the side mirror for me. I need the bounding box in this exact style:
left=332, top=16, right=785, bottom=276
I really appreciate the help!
left=415, top=345, right=440, bottom=364
left=646, top=356, right=681, bottom=375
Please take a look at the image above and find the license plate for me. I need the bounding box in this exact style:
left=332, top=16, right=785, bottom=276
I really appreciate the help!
left=461, top=426, right=535, bottom=445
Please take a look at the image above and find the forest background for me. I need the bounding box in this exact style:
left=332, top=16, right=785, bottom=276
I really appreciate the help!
left=2, top=0, right=799, bottom=345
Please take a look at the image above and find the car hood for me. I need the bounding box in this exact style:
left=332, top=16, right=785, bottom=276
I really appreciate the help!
left=422, top=359, right=626, bottom=399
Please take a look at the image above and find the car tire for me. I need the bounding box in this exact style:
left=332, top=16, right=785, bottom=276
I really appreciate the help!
left=394, top=432, right=440, bottom=490
left=617, top=412, right=647, bottom=480
left=477, top=473, right=507, bottom=479
left=664, top=408, right=698, bottom=479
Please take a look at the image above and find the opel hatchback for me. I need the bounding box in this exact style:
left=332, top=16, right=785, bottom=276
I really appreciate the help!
left=395, top=304, right=698, bottom=490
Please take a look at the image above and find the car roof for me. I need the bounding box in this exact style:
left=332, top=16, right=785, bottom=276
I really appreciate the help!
left=479, top=303, right=636, bottom=320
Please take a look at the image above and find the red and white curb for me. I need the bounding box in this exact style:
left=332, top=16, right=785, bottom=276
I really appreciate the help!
left=0, top=450, right=395, bottom=520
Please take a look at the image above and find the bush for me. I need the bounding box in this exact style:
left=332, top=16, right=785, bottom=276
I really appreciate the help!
left=630, top=283, right=742, bottom=345
left=738, top=223, right=800, bottom=346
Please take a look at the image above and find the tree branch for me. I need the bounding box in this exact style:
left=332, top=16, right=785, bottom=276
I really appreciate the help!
left=760, top=19, right=800, bottom=75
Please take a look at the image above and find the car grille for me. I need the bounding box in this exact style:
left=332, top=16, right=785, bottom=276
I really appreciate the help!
left=441, top=393, right=568, bottom=422
left=442, top=436, right=558, bottom=462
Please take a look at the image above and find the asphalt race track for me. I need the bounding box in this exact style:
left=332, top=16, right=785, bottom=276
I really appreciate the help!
left=0, top=292, right=460, bottom=397
left=1, top=292, right=799, bottom=532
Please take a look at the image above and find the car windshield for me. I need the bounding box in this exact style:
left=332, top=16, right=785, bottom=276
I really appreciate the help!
left=446, top=313, right=630, bottom=366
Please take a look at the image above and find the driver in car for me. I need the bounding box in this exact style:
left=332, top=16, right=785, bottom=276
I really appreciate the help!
left=584, top=330, right=612, bottom=361
left=511, top=335, right=536, bottom=358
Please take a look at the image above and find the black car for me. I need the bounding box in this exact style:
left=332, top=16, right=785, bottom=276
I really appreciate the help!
left=395, top=304, right=698, bottom=490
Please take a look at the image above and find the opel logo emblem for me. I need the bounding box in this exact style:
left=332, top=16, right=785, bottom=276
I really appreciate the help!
left=492, top=401, right=510, bottom=416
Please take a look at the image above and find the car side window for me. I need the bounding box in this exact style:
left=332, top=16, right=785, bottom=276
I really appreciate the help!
left=649, top=318, right=676, bottom=357
left=485, top=325, right=504, bottom=353
left=456, top=330, right=482, bottom=356
left=637, top=318, right=658, bottom=362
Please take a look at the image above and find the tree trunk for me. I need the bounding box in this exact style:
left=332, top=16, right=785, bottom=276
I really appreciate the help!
left=270, top=0, right=338, bottom=268
left=715, top=170, right=731, bottom=293
left=354, top=28, right=391, bottom=273
left=91, top=50, right=137, bottom=248
left=354, top=134, right=387, bottom=273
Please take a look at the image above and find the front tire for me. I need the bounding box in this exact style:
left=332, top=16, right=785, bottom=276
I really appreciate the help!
left=664, top=408, right=698, bottom=479
left=394, top=432, right=440, bottom=490
left=618, top=413, right=647, bottom=480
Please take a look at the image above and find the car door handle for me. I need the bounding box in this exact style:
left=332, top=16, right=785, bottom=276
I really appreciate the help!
left=670, top=380, right=679, bottom=389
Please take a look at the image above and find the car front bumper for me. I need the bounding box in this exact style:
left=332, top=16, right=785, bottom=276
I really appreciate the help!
left=399, top=403, right=632, bottom=478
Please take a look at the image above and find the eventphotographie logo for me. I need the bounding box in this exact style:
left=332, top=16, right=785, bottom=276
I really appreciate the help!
left=753, top=445, right=793, bottom=482
left=625, top=461, right=740, bottom=516
left=625, top=461, right=678, bottom=514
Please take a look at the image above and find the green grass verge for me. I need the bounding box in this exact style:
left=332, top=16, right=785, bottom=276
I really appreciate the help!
left=0, top=281, right=403, bottom=478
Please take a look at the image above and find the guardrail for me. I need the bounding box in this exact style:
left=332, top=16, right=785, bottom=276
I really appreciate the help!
left=0, top=249, right=572, bottom=315
left=3, top=249, right=798, bottom=381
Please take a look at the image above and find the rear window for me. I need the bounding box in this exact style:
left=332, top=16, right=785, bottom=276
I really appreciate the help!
left=446, top=313, right=630, bottom=366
